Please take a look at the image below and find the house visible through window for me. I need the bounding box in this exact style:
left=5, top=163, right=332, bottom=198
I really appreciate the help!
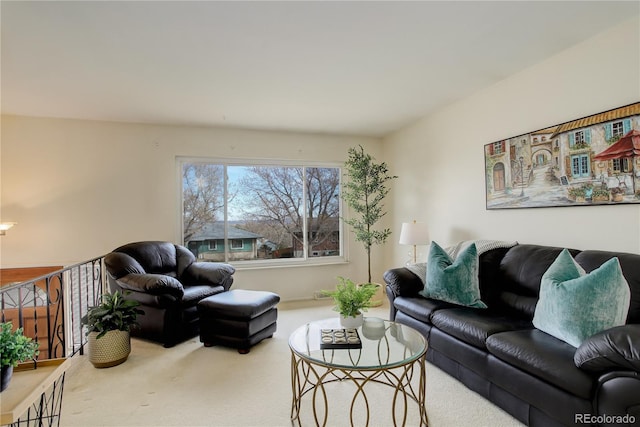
left=180, top=159, right=343, bottom=265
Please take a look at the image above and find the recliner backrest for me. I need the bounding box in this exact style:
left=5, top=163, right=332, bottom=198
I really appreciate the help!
left=113, top=241, right=179, bottom=277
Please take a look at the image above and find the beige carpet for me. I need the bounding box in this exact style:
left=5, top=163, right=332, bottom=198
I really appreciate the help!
left=61, top=300, right=523, bottom=427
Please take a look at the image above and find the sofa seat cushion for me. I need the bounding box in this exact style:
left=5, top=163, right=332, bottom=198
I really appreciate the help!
left=486, top=329, right=595, bottom=399
left=394, top=296, right=456, bottom=323
left=431, top=307, right=532, bottom=350
left=181, top=285, right=225, bottom=307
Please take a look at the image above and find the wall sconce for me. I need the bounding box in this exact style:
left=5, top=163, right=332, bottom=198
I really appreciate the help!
left=0, top=222, right=17, bottom=236
left=399, top=220, right=429, bottom=264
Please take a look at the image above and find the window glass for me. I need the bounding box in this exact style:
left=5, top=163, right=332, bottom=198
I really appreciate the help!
left=181, top=160, right=342, bottom=265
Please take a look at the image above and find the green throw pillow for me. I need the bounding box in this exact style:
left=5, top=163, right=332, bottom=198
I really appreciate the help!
left=532, top=249, right=630, bottom=348
left=420, top=242, right=487, bottom=308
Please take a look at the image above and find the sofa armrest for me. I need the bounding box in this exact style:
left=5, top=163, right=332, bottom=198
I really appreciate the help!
left=383, top=267, right=424, bottom=298
left=574, top=324, right=640, bottom=373
left=116, top=273, right=185, bottom=300
left=182, top=262, right=235, bottom=291
left=594, top=370, right=640, bottom=424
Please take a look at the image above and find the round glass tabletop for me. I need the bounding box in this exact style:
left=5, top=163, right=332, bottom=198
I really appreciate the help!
left=288, top=317, right=427, bottom=369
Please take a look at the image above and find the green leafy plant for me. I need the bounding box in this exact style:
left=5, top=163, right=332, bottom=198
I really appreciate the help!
left=591, top=188, right=610, bottom=201
left=342, top=145, right=397, bottom=283
left=0, top=322, right=39, bottom=367
left=321, top=277, right=378, bottom=318
left=567, top=186, right=587, bottom=199
left=81, top=291, right=144, bottom=339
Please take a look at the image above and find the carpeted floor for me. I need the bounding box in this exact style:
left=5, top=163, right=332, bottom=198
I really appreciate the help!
left=61, top=300, right=523, bottom=427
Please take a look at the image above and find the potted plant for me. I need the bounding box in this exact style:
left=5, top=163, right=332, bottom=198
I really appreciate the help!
left=81, top=291, right=143, bottom=368
left=611, top=187, right=625, bottom=202
left=342, top=145, right=397, bottom=289
left=0, top=322, right=39, bottom=392
left=591, top=188, right=610, bottom=203
left=322, top=277, right=378, bottom=328
left=567, top=186, right=586, bottom=202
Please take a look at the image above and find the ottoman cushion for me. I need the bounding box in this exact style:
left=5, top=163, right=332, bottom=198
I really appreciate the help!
left=198, top=289, right=280, bottom=319
left=197, top=289, right=280, bottom=353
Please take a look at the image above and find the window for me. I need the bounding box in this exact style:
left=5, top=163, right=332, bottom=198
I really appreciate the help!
left=180, top=159, right=342, bottom=265
left=230, top=239, right=243, bottom=250
left=605, top=119, right=632, bottom=142
left=570, top=130, right=591, bottom=148
left=612, top=158, right=631, bottom=173
left=571, top=154, right=590, bottom=178
left=612, top=121, right=624, bottom=138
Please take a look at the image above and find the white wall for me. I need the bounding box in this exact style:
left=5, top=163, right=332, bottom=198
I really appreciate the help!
left=0, top=116, right=384, bottom=300
left=384, top=16, right=640, bottom=267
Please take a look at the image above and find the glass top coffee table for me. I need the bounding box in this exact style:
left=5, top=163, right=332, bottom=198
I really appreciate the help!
left=289, top=317, right=428, bottom=426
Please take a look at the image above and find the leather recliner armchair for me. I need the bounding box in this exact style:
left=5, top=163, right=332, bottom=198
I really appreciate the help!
left=104, top=241, right=235, bottom=347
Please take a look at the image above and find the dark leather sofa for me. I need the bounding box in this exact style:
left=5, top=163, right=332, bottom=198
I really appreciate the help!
left=104, top=241, right=235, bottom=347
left=384, top=244, right=640, bottom=427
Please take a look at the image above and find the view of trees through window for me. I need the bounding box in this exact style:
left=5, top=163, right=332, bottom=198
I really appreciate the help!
left=181, top=161, right=342, bottom=263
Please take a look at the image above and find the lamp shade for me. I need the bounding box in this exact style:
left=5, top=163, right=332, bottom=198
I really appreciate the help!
left=398, top=222, right=429, bottom=245
left=0, top=222, right=16, bottom=231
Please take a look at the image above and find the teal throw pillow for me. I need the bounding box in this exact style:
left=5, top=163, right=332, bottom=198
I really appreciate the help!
left=420, top=242, right=487, bottom=308
left=532, top=249, right=630, bottom=348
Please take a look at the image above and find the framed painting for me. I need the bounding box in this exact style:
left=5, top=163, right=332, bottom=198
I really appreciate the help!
left=484, top=102, right=640, bottom=209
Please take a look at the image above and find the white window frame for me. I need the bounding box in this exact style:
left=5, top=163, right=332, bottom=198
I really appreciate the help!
left=177, top=156, right=346, bottom=269
left=612, top=121, right=624, bottom=138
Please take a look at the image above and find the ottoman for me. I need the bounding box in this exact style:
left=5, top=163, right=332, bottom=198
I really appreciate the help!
left=197, top=289, right=280, bottom=354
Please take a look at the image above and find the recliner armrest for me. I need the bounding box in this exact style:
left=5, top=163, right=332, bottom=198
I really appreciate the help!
left=383, top=267, right=424, bottom=298
left=182, top=262, right=235, bottom=291
left=104, top=252, right=145, bottom=279
left=116, top=273, right=185, bottom=299
left=574, top=324, right=640, bottom=373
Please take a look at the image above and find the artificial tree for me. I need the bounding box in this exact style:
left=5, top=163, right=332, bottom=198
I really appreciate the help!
left=342, top=145, right=397, bottom=284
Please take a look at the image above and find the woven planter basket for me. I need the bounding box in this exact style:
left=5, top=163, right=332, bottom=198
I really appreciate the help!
left=87, top=330, right=131, bottom=368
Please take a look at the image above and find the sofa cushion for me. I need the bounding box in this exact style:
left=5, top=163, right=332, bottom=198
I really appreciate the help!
left=496, top=245, right=578, bottom=320
left=533, top=249, right=630, bottom=347
left=421, top=242, right=487, bottom=308
left=431, top=307, right=532, bottom=350
left=573, top=324, right=640, bottom=373
left=575, top=250, right=640, bottom=324
left=486, top=329, right=595, bottom=399
left=393, top=296, right=455, bottom=324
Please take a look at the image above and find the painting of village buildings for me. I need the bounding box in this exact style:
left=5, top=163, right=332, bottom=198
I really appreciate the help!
left=485, top=102, right=640, bottom=209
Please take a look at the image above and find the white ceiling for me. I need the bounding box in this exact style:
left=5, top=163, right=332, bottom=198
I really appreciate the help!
left=2, top=1, right=638, bottom=137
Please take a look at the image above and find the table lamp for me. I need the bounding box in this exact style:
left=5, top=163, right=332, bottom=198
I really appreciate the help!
left=398, top=220, right=429, bottom=264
